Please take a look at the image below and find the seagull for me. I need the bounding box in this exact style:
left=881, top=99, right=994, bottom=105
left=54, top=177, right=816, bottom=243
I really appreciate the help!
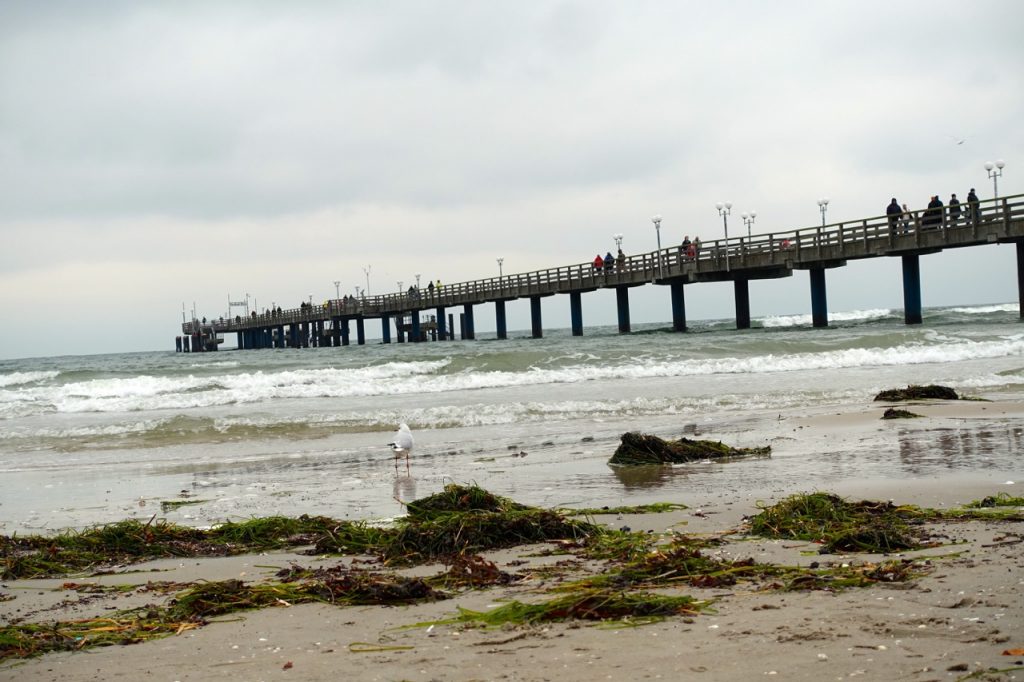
left=388, top=423, right=414, bottom=473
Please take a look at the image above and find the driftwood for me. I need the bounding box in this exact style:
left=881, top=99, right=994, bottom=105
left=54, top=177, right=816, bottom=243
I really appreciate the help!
left=608, top=432, right=770, bottom=466
left=874, top=385, right=958, bottom=402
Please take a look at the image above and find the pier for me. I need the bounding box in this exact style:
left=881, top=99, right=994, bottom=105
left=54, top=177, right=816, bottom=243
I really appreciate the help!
left=178, top=193, right=1024, bottom=351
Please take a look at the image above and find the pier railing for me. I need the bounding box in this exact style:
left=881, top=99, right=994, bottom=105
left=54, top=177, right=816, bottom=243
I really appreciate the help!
left=184, top=193, right=1024, bottom=336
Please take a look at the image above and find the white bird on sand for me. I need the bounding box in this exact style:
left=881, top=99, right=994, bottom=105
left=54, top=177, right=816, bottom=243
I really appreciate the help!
left=388, top=423, right=414, bottom=473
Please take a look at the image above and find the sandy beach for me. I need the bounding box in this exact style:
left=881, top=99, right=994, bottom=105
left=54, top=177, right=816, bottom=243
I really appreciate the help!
left=2, top=401, right=1023, bottom=682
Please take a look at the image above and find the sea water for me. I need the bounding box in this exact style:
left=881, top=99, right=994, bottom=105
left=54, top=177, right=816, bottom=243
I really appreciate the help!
left=1, top=304, right=1023, bottom=531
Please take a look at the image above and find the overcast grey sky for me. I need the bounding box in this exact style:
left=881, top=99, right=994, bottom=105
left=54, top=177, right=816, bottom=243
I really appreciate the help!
left=1, top=1, right=1022, bottom=360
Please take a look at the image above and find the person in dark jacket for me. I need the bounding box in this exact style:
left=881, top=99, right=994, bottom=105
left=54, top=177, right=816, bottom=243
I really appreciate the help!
left=604, top=252, right=614, bottom=269
left=967, top=188, right=981, bottom=223
left=948, top=193, right=961, bottom=226
left=925, top=195, right=944, bottom=229
left=886, top=198, right=902, bottom=233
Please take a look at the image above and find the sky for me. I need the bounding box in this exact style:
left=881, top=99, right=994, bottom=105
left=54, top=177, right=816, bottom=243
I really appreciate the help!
left=1, top=1, right=1022, bottom=360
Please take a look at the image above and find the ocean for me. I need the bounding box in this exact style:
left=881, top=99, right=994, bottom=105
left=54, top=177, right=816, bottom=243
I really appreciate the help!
left=2, top=303, right=1023, bottom=533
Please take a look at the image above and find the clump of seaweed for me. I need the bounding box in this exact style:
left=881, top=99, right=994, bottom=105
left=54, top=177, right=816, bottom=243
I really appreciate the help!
left=404, top=483, right=529, bottom=521
left=747, top=492, right=931, bottom=553
left=965, top=492, right=1024, bottom=508
left=609, top=432, right=770, bottom=466
left=0, top=573, right=450, bottom=662
left=564, top=502, right=688, bottom=515
left=419, top=588, right=709, bottom=628
left=381, top=509, right=600, bottom=564
left=0, top=515, right=363, bottom=580
left=874, top=385, right=959, bottom=401
left=882, top=407, right=922, bottom=419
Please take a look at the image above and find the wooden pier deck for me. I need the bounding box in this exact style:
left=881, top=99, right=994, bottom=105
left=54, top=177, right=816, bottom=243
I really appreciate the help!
left=179, top=193, right=1024, bottom=350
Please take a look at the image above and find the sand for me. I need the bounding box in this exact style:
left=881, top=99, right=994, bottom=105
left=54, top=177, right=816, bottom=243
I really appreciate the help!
left=2, top=401, right=1023, bottom=681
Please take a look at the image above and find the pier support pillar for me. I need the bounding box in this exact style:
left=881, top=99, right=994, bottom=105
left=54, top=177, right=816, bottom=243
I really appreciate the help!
left=1017, top=241, right=1024, bottom=320
left=570, top=291, right=583, bottom=336
left=670, top=281, right=687, bottom=332
left=734, top=279, right=751, bottom=330
left=276, top=325, right=284, bottom=348
left=381, top=315, right=391, bottom=344
left=436, top=307, right=447, bottom=341
left=356, top=318, right=365, bottom=345
left=810, top=267, right=829, bottom=328
left=530, top=296, right=543, bottom=338
left=236, top=332, right=243, bottom=349
left=411, top=312, right=421, bottom=342
left=495, top=300, right=507, bottom=339
left=901, top=254, right=923, bottom=325
left=340, top=317, right=350, bottom=346
left=463, top=304, right=475, bottom=340
left=183, top=336, right=191, bottom=352
left=616, top=286, right=631, bottom=333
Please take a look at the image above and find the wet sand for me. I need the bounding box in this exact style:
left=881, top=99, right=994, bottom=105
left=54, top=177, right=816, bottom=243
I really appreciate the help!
left=2, top=401, right=1023, bottom=681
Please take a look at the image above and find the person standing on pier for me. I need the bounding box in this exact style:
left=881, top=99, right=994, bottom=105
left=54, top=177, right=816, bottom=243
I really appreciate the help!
left=967, top=188, right=981, bottom=224
left=900, top=203, right=913, bottom=233
left=593, top=254, right=604, bottom=271
left=948, top=193, right=961, bottom=227
left=886, top=198, right=902, bottom=234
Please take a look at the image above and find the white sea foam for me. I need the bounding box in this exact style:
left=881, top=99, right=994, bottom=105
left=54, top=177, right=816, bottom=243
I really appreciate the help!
left=7, top=336, right=1022, bottom=415
left=947, top=302, right=1019, bottom=314
left=0, top=371, right=59, bottom=387
left=760, top=308, right=893, bottom=328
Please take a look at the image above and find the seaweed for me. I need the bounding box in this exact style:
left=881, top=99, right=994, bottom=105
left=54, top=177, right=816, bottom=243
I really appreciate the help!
left=874, top=385, right=959, bottom=401
left=609, top=432, right=770, bottom=466
left=965, top=492, right=1024, bottom=508
left=882, top=407, right=922, bottom=419
left=564, top=502, right=689, bottom=515
left=404, top=484, right=530, bottom=521
left=747, top=492, right=930, bottom=553
left=417, top=589, right=709, bottom=628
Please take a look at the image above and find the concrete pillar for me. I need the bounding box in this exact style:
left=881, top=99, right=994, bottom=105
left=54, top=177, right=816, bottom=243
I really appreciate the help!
left=902, top=253, right=922, bottom=324
left=810, top=267, right=828, bottom=328
left=734, top=279, right=751, bottom=330
left=530, top=296, right=543, bottom=338
left=459, top=313, right=466, bottom=340
left=1017, top=242, right=1024, bottom=320
left=569, top=291, right=583, bottom=336
left=411, top=312, right=421, bottom=342
left=463, top=304, right=475, bottom=340
left=615, top=286, right=630, bottom=333
left=276, top=325, right=285, bottom=348
left=670, top=281, right=687, bottom=332
left=237, top=332, right=243, bottom=349
left=381, top=314, right=391, bottom=344
left=495, top=300, right=507, bottom=339
left=356, top=318, right=365, bottom=345
left=436, top=307, right=447, bottom=341
left=448, top=313, right=454, bottom=340
left=340, top=317, right=350, bottom=346
left=183, top=336, right=191, bottom=352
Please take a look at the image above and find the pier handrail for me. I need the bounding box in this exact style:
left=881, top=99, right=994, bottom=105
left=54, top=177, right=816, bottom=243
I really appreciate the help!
left=184, top=193, right=1024, bottom=335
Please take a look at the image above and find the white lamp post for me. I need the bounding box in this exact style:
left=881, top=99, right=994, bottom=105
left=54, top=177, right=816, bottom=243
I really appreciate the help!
left=715, top=202, right=732, bottom=271
left=613, top=233, right=623, bottom=250
left=817, top=198, right=829, bottom=226
left=363, top=265, right=372, bottom=296
left=397, top=281, right=403, bottom=294
left=333, top=280, right=340, bottom=299
left=496, top=258, right=504, bottom=278
left=741, top=211, right=757, bottom=239
left=985, top=159, right=1005, bottom=199
left=651, top=215, right=662, bottom=277
left=415, top=273, right=421, bottom=289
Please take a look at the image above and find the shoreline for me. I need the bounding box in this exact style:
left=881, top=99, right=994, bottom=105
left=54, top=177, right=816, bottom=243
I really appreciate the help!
left=2, top=399, right=1023, bottom=681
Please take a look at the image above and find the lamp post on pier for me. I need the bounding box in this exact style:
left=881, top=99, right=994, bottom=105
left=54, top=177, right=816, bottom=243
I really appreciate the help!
left=496, top=258, right=504, bottom=278
left=651, top=215, right=662, bottom=278
left=715, top=202, right=732, bottom=271
left=985, top=159, right=1006, bottom=199
left=613, top=233, right=623, bottom=250
left=741, top=211, right=757, bottom=240
left=817, top=198, right=829, bottom=226
left=363, top=265, right=372, bottom=296
left=334, top=280, right=340, bottom=299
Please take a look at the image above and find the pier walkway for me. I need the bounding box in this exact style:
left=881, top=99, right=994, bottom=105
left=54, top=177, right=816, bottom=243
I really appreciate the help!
left=178, top=193, right=1024, bottom=351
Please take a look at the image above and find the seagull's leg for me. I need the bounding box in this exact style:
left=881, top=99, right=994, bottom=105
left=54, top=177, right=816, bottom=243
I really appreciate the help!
left=405, top=453, right=410, bottom=474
